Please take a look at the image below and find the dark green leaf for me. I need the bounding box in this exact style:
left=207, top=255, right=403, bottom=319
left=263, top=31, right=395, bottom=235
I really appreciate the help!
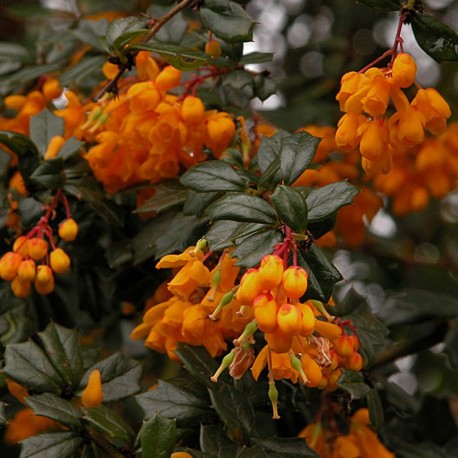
left=209, top=384, right=254, bottom=444
left=174, top=343, right=220, bottom=389
left=141, top=415, right=176, bottom=458
left=383, top=380, right=420, bottom=416
left=299, top=245, right=343, bottom=303
left=106, top=17, right=146, bottom=49
left=378, top=289, right=458, bottom=327
left=412, top=13, right=458, bottom=62
left=253, top=74, right=277, bottom=102
left=181, top=161, right=248, bottom=192
left=183, top=190, right=222, bottom=217
left=30, top=109, right=64, bottom=156
left=30, top=157, right=65, bottom=190
left=112, top=29, right=148, bottom=54
left=200, top=424, right=239, bottom=457
left=236, top=448, right=269, bottom=458
left=37, top=322, right=83, bottom=389
left=136, top=380, right=210, bottom=425
left=205, top=220, right=245, bottom=251
left=232, top=226, right=283, bottom=268
left=338, top=369, right=370, bottom=400
left=305, top=181, right=359, bottom=222
left=58, top=137, right=83, bottom=160
left=367, top=389, right=384, bottom=431
left=445, top=324, right=458, bottom=370
left=148, top=4, right=188, bottom=44
left=396, top=442, right=448, bottom=458
left=82, top=405, right=135, bottom=448
left=0, top=42, right=33, bottom=63
left=207, top=193, right=278, bottom=225
left=251, top=436, right=318, bottom=457
left=239, top=52, right=274, bottom=65
left=272, top=185, right=308, bottom=233
left=20, top=431, right=82, bottom=458
left=80, top=353, right=142, bottom=402
left=25, top=393, right=82, bottom=428
left=355, top=0, right=401, bottom=11
left=3, top=341, right=64, bottom=393
left=0, top=401, right=6, bottom=425
left=135, top=181, right=188, bottom=214
left=72, top=19, right=110, bottom=52
left=129, top=43, right=208, bottom=70
left=0, top=130, right=40, bottom=189
left=200, top=0, right=255, bottom=43
left=59, top=56, right=106, bottom=90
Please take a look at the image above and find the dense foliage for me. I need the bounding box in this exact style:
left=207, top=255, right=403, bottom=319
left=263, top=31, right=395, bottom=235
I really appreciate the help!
left=0, top=0, right=457, bottom=456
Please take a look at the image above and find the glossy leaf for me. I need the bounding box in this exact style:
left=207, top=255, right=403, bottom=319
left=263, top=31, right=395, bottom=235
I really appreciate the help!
left=37, top=322, right=84, bottom=389
left=200, top=424, right=239, bottom=457
left=135, top=181, right=188, bottom=214
left=29, top=109, right=64, bottom=156
left=271, top=185, right=308, bottom=233
left=20, top=431, right=82, bottom=458
left=141, top=414, right=177, bottom=458
left=82, top=405, right=135, bottom=448
left=200, top=0, right=255, bottom=43
left=338, top=369, right=371, bottom=400
left=136, top=380, right=210, bottom=425
left=207, top=193, right=278, bottom=225
left=79, top=353, right=142, bottom=402
left=412, top=13, right=458, bottom=62
left=355, top=0, right=401, bottom=11
left=305, top=181, right=359, bottom=222
left=183, top=190, right=222, bottom=217
left=30, top=157, right=65, bottom=190
left=25, top=393, right=82, bottom=428
left=251, top=436, right=318, bottom=457
left=367, top=389, right=384, bottom=431
left=3, top=341, right=64, bottom=393
left=181, top=161, right=248, bottom=192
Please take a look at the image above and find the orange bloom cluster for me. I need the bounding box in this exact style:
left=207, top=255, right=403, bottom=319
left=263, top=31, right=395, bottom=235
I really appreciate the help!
left=131, top=243, right=365, bottom=419
left=0, top=191, right=78, bottom=297
left=130, top=243, right=251, bottom=360
left=335, top=53, right=451, bottom=174
left=83, top=52, right=236, bottom=193
left=374, top=122, right=458, bottom=215
left=300, top=408, right=395, bottom=458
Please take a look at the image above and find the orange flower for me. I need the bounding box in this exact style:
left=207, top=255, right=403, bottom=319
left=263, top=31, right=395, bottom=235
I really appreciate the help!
left=81, top=369, right=104, bottom=407
left=391, top=52, right=417, bottom=88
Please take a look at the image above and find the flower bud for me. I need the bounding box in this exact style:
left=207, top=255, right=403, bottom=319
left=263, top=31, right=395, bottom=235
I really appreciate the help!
left=334, top=335, right=355, bottom=358
left=17, top=259, right=36, bottom=282
left=391, top=53, right=417, bottom=88
left=11, top=277, right=31, bottom=298
left=281, top=266, right=308, bottom=299
left=81, top=369, right=104, bottom=407
left=34, top=265, right=54, bottom=295
left=181, top=96, right=205, bottom=125
left=0, top=252, right=22, bottom=281
left=13, top=236, right=29, bottom=258
left=50, top=248, right=71, bottom=274
left=298, top=303, right=315, bottom=336
left=301, top=353, right=323, bottom=388
left=58, top=218, right=78, bottom=241
left=253, top=294, right=278, bottom=333
left=265, top=328, right=293, bottom=354
left=28, top=238, right=48, bottom=261
left=258, top=255, right=284, bottom=290
left=235, top=269, right=263, bottom=306
left=155, top=66, right=182, bottom=91
left=205, top=40, right=222, bottom=58
left=314, top=320, right=342, bottom=341
left=344, top=351, right=364, bottom=371
left=277, top=303, right=302, bottom=335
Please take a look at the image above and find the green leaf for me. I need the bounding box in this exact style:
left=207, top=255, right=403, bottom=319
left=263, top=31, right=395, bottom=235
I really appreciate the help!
left=30, top=109, right=64, bottom=155
left=30, top=157, right=65, bottom=190
left=72, top=19, right=110, bottom=52
left=0, top=401, right=7, bottom=425
left=3, top=340, right=64, bottom=393
left=0, top=130, right=40, bottom=189
left=129, top=43, right=208, bottom=70
left=141, top=414, right=177, bottom=458
left=355, top=0, right=401, bottom=11
left=58, top=137, right=83, bottom=160
left=367, top=389, right=384, bottom=431
left=299, top=245, right=342, bottom=303
left=20, top=431, right=82, bottom=458
left=445, top=324, right=458, bottom=370
left=0, top=41, right=33, bottom=63
left=412, top=13, right=458, bottom=62
left=80, top=353, right=142, bottom=402
left=135, top=181, right=188, bottom=214
left=272, top=185, right=308, bottom=233
left=147, top=4, right=188, bottom=44
left=37, top=322, right=83, bottom=390
left=305, top=181, right=359, bottom=222
left=205, top=220, right=246, bottom=251
left=338, top=369, right=370, bottom=400
left=183, top=190, right=222, bottom=217
left=181, top=161, right=248, bottom=192
left=253, top=74, right=277, bottom=102
left=200, top=424, right=239, bottom=457
left=200, top=0, right=255, bottom=43
left=209, top=384, right=254, bottom=444
left=25, top=393, right=82, bottom=428
left=207, top=193, right=278, bottom=225
left=106, top=17, right=146, bottom=50
left=396, top=442, right=448, bottom=458
left=60, top=56, right=106, bottom=88
left=239, top=52, right=274, bottom=65
left=251, top=436, right=318, bottom=457
left=136, top=380, right=210, bottom=425
left=236, top=448, right=270, bottom=458
left=174, top=343, right=220, bottom=388
left=232, top=226, right=283, bottom=268
left=82, top=405, right=135, bottom=448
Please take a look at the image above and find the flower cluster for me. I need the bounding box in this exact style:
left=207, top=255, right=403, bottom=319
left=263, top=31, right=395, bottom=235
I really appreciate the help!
left=0, top=191, right=78, bottom=297
left=335, top=53, right=451, bottom=174
left=131, top=238, right=365, bottom=419
left=83, top=52, right=236, bottom=193
left=300, top=408, right=395, bottom=458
